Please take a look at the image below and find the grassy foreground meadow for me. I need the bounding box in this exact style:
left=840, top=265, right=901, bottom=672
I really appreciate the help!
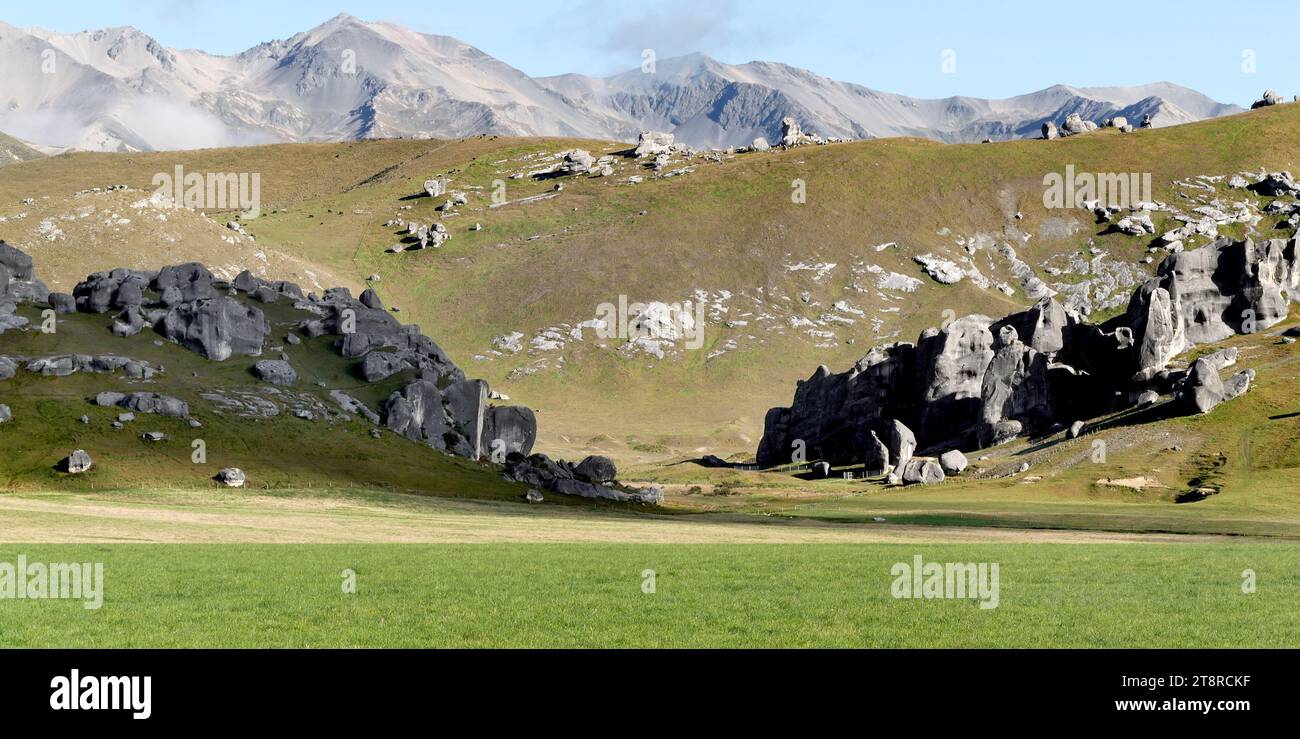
left=2, top=543, right=1295, bottom=648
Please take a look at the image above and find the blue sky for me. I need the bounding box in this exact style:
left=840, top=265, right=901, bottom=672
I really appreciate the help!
left=3, top=0, right=1295, bottom=105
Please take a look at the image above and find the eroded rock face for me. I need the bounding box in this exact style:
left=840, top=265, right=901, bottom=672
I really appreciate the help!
left=161, top=297, right=270, bottom=361
left=481, top=405, right=537, bottom=458
left=1127, top=284, right=1186, bottom=377
left=916, top=316, right=994, bottom=435
left=755, top=343, right=917, bottom=465
left=384, top=379, right=454, bottom=450
left=443, top=379, right=488, bottom=459
left=1136, top=238, right=1297, bottom=353
left=979, top=336, right=1052, bottom=440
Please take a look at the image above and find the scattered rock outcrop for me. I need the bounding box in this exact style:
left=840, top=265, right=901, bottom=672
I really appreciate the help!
left=1, top=242, right=610, bottom=503
left=252, top=359, right=297, bottom=386
left=503, top=452, right=659, bottom=503
left=1251, top=90, right=1284, bottom=109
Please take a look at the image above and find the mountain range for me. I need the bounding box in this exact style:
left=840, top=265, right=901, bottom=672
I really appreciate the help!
left=0, top=13, right=1244, bottom=153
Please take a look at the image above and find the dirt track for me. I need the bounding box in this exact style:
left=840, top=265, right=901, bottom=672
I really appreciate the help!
left=0, top=490, right=1245, bottom=545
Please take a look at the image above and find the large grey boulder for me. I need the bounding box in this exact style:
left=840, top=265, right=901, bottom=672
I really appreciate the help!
left=359, top=288, right=384, bottom=311
left=1127, top=284, right=1186, bottom=377
left=864, top=430, right=890, bottom=476
left=1179, top=357, right=1225, bottom=414
left=48, top=292, right=75, bottom=313
left=0, top=404, right=11, bottom=423
left=215, top=468, right=246, bottom=488
left=902, top=458, right=945, bottom=485
left=161, top=297, right=270, bottom=361
left=575, top=455, right=617, bottom=483
left=1223, top=368, right=1255, bottom=400
left=885, top=419, right=916, bottom=477
left=61, top=450, right=93, bottom=474
left=252, top=359, right=297, bottom=386
left=118, top=392, right=189, bottom=418
left=979, top=329, right=1052, bottom=441
left=939, top=449, right=968, bottom=476
left=1062, top=113, right=1097, bottom=135
left=633, top=131, right=674, bottom=157
left=0, top=356, right=16, bottom=380
left=1041, top=121, right=1059, bottom=140
left=1019, top=297, right=1069, bottom=355
left=153, top=263, right=217, bottom=303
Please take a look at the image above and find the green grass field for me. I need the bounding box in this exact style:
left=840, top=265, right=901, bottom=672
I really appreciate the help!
left=1, top=543, right=1295, bottom=647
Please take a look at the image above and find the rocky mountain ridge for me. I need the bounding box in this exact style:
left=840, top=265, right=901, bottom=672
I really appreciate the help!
left=0, top=14, right=1245, bottom=152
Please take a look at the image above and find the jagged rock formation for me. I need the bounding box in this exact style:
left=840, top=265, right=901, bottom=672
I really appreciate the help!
left=757, top=237, right=1293, bottom=470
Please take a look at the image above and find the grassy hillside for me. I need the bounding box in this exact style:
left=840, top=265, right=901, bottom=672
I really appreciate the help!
left=2, top=106, right=1298, bottom=513
left=0, top=301, right=538, bottom=504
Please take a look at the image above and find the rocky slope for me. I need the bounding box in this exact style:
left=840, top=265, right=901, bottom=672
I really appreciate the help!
left=0, top=14, right=1243, bottom=152
left=756, top=232, right=1291, bottom=483
left=0, top=240, right=657, bottom=503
